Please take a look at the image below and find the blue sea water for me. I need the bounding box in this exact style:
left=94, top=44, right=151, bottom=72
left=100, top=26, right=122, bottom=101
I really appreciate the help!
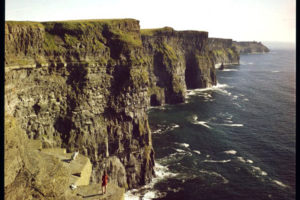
left=126, top=43, right=296, bottom=200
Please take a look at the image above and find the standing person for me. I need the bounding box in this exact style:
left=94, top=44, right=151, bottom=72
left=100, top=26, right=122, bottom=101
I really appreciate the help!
left=102, top=171, right=108, bottom=195
left=71, top=149, right=79, bottom=161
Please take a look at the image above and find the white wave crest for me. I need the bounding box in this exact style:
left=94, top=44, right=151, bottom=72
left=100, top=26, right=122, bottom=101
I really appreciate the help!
left=187, top=82, right=230, bottom=93
left=223, top=69, right=238, bottom=72
left=203, top=159, right=231, bottom=163
left=271, top=71, right=280, bottom=73
left=153, top=128, right=163, bottom=134
left=219, top=123, right=244, bottom=127
left=176, top=143, right=190, bottom=148
left=237, top=156, right=246, bottom=163
left=193, top=150, right=201, bottom=155
left=251, top=166, right=268, bottom=176
left=125, top=163, right=177, bottom=200
left=247, top=159, right=253, bottom=163
left=223, top=150, right=237, bottom=155
left=153, top=124, right=180, bottom=134
left=272, top=180, right=288, bottom=188
left=175, top=149, right=185, bottom=153
left=195, top=121, right=212, bottom=129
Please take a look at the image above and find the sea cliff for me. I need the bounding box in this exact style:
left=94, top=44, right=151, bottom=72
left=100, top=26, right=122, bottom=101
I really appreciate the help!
left=208, top=38, right=240, bottom=68
left=233, top=41, right=270, bottom=54
left=5, top=19, right=252, bottom=199
left=142, top=27, right=216, bottom=106
left=5, top=19, right=154, bottom=195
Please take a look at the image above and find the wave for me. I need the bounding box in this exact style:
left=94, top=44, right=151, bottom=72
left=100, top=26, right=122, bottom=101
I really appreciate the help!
left=195, top=121, right=212, bottom=129
left=190, top=115, right=212, bottom=129
left=193, top=150, right=201, bottom=155
left=272, top=179, right=289, bottom=188
left=152, top=123, right=180, bottom=134
left=223, top=69, right=238, bottom=72
left=237, top=157, right=253, bottom=164
left=175, top=148, right=185, bottom=153
left=125, top=163, right=177, bottom=200
left=199, top=170, right=229, bottom=184
left=237, top=156, right=246, bottom=163
left=175, top=142, right=190, bottom=148
left=203, top=159, right=231, bottom=163
left=251, top=166, right=268, bottom=176
left=219, top=123, right=244, bottom=127
left=187, top=82, right=230, bottom=92
left=271, top=70, right=280, bottom=73
left=223, top=150, right=237, bottom=155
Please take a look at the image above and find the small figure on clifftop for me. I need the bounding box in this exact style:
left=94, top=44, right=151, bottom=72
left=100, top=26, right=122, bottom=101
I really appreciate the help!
left=101, top=171, right=109, bottom=195
left=71, top=149, right=79, bottom=161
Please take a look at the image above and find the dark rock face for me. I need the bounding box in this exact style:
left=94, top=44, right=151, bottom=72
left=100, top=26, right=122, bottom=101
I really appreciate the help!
left=142, top=27, right=216, bottom=106
left=208, top=38, right=240, bottom=68
left=232, top=41, right=270, bottom=54
left=5, top=19, right=154, bottom=190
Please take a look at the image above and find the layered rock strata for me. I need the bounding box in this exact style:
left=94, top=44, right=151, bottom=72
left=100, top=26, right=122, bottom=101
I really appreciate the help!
left=5, top=19, right=235, bottom=197
left=5, top=19, right=154, bottom=190
left=208, top=38, right=240, bottom=68
left=233, top=41, right=270, bottom=54
left=142, top=27, right=217, bottom=106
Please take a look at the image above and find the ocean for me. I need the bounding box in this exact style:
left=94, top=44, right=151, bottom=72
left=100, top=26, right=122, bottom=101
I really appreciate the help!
left=125, top=42, right=296, bottom=200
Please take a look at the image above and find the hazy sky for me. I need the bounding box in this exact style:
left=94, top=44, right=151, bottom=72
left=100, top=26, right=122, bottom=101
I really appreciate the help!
left=5, top=0, right=296, bottom=43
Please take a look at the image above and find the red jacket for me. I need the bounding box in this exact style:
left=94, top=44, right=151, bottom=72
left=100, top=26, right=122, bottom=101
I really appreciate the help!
left=102, top=174, right=108, bottom=186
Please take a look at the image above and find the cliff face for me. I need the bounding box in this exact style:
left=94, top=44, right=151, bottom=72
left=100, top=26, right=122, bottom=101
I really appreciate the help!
left=5, top=19, right=154, bottom=190
left=208, top=38, right=240, bottom=68
left=142, top=27, right=216, bottom=106
left=233, top=41, right=270, bottom=54
left=5, top=20, right=225, bottom=197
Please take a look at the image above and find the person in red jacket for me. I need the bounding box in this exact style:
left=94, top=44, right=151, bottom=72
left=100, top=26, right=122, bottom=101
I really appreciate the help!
left=102, top=171, right=108, bottom=194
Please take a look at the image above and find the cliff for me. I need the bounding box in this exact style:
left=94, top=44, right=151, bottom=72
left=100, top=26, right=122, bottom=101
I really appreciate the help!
left=142, top=27, right=216, bottom=106
left=5, top=113, right=125, bottom=200
left=5, top=114, right=80, bottom=200
left=5, top=19, right=154, bottom=194
left=208, top=38, right=240, bottom=68
left=233, top=41, right=270, bottom=54
left=5, top=19, right=229, bottom=199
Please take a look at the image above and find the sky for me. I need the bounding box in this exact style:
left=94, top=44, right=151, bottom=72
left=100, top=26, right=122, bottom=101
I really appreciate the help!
left=5, top=0, right=296, bottom=43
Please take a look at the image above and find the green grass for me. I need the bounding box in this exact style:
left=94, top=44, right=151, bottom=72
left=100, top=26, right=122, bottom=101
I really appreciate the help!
left=64, top=34, right=79, bottom=47
left=141, top=27, right=174, bottom=36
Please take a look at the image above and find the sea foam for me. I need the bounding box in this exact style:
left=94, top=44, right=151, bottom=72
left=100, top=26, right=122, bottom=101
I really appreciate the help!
left=272, top=180, right=288, bottom=188
left=203, top=159, right=231, bottom=163
left=223, top=150, right=237, bottom=155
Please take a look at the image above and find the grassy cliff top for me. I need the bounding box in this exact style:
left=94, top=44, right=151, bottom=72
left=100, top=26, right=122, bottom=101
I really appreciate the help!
left=6, top=18, right=138, bottom=25
left=141, top=27, right=174, bottom=36
left=141, top=26, right=208, bottom=37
